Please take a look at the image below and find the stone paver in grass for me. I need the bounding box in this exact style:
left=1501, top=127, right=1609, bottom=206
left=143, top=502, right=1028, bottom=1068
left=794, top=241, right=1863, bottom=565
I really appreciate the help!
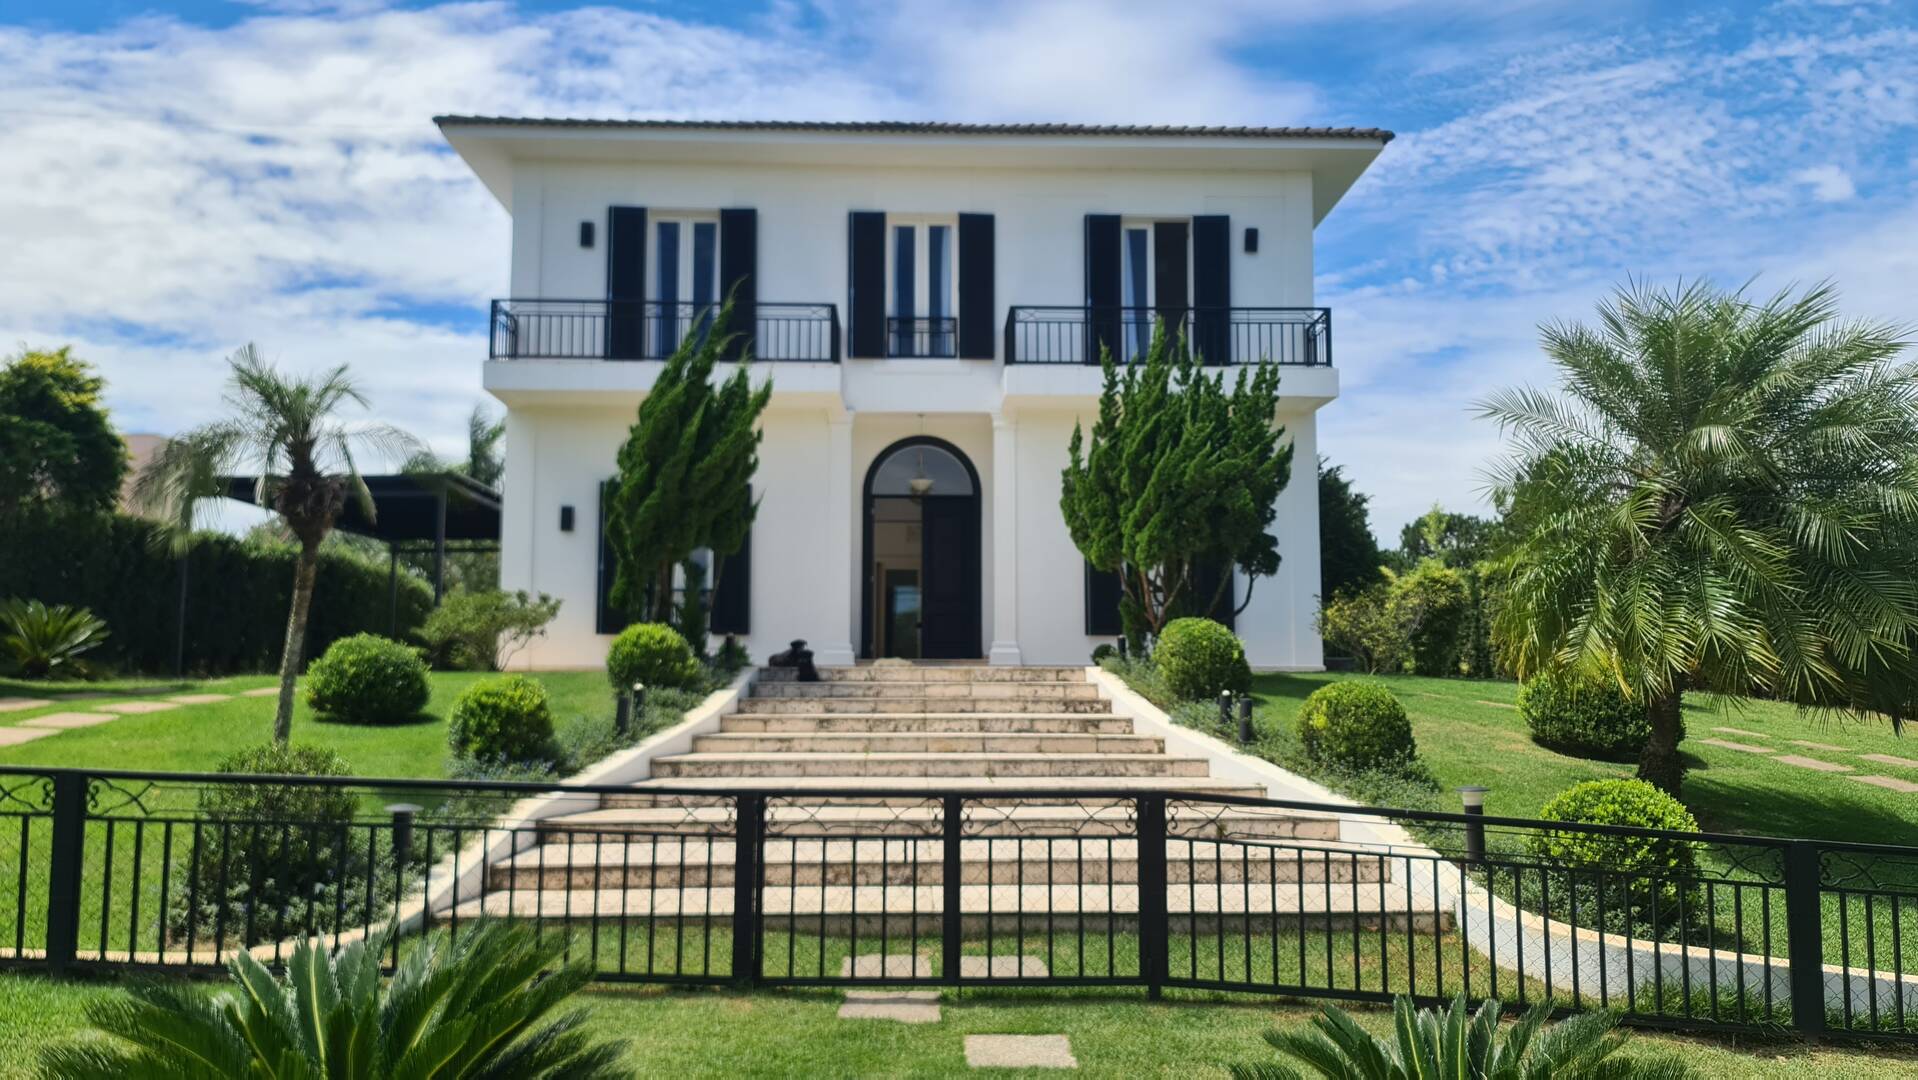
left=168, top=693, right=234, bottom=705
left=958, top=955, right=1050, bottom=978
left=1860, top=753, right=1918, bottom=770
left=965, top=1035, right=1078, bottom=1070
left=837, top=990, right=942, bottom=1023
left=1849, top=775, right=1918, bottom=794
left=97, top=700, right=181, bottom=714
left=1697, top=738, right=1774, bottom=754
left=1774, top=754, right=1850, bottom=773
left=1712, top=727, right=1771, bottom=740
left=0, top=697, right=52, bottom=713
left=1474, top=700, right=1518, bottom=710
left=0, top=727, right=58, bottom=746
left=1791, top=740, right=1850, bottom=753
left=240, top=687, right=283, bottom=698
left=19, top=711, right=116, bottom=730
left=841, top=953, right=932, bottom=979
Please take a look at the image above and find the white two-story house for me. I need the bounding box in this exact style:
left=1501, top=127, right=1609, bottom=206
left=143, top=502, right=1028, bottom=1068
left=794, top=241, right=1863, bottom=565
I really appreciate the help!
left=437, top=118, right=1390, bottom=670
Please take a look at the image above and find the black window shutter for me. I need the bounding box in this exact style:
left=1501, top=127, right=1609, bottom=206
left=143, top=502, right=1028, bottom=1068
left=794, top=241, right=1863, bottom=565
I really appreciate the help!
left=1085, top=561, right=1125, bottom=636
left=1192, top=215, right=1231, bottom=365
left=1083, top=214, right=1121, bottom=365
left=719, top=208, right=757, bottom=361
left=957, top=212, right=995, bottom=359
left=710, top=526, right=751, bottom=635
left=847, top=211, right=886, bottom=358
left=606, top=207, right=647, bottom=360
left=596, top=479, right=623, bottom=634
left=1153, top=220, right=1189, bottom=347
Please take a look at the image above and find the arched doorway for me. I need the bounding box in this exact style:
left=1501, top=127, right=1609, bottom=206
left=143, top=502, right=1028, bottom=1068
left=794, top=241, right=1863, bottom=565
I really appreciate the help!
left=861, top=437, right=982, bottom=660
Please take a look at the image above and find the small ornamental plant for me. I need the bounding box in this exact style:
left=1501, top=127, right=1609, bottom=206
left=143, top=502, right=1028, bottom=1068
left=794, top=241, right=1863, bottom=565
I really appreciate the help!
left=1519, top=671, right=1653, bottom=761
left=447, top=674, right=557, bottom=765
left=304, top=632, right=430, bottom=724
left=1297, top=681, right=1416, bottom=772
left=1153, top=617, right=1252, bottom=701
left=1530, top=778, right=1702, bottom=926
left=605, top=622, right=703, bottom=692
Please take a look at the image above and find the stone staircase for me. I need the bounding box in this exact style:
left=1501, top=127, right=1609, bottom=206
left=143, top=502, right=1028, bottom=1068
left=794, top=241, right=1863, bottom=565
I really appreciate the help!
left=463, top=665, right=1432, bottom=930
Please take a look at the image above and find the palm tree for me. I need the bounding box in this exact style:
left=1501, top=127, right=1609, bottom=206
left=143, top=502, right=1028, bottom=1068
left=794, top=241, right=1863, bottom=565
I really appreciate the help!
left=135, top=345, right=416, bottom=742
left=1480, top=281, right=1918, bottom=793
left=39, top=921, right=627, bottom=1078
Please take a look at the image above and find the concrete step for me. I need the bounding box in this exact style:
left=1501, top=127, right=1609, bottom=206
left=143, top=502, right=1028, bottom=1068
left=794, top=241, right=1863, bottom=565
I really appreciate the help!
left=759, top=666, right=1087, bottom=684
left=719, top=714, right=1136, bottom=735
left=750, top=682, right=1102, bottom=701
left=592, top=776, right=1272, bottom=809
left=690, top=732, right=1164, bottom=755
left=738, top=697, right=1112, bottom=715
left=650, top=752, right=1211, bottom=780
left=488, top=837, right=1391, bottom=890
left=553, top=802, right=1335, bottom=838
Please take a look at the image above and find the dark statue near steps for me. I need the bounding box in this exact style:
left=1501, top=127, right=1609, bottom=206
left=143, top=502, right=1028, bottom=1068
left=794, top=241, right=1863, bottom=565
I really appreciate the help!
left=768, top=639, right=819, bottom=682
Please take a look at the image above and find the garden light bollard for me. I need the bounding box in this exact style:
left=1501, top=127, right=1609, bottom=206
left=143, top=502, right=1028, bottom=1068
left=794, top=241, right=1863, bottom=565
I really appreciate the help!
left=1236, top=696, right=1254, bottom=744
left=615, top=682, right=645, bottom=739
left=1457, top=786, right=1489, bottom=864
left=1217, top=691, right=1233, bottom=731
left=386, top=802, right=423, bottom=868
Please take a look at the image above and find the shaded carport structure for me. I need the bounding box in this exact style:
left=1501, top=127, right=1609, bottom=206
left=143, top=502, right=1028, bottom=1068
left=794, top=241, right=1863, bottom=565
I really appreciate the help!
left=222, top=472, right=501, bottom=622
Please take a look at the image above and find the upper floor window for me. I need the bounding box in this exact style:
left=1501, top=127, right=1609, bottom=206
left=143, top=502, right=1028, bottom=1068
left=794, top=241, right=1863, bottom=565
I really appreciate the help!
left=650, top=213, right=719, bottom=355
left=1120, top=218, right=1192, bottom=362
left=887, top=216, right=957, bottom=357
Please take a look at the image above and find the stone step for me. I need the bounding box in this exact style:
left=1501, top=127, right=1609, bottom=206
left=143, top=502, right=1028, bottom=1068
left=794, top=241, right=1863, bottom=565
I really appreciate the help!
left=719, top=714, right=1136, bottom=735
left=592, top=776, right=1272, bottom=809
left=488, top=837, right=1392, bottom=890
left=650, top=752, right=1211, bottom=780
left=738, top=697, right=1112, bottom=715
left=759, top=666, right=1087, bottom=684
left=750, top=682, right=1102, bottom=701
left=690, top=732, right=1164, bottom=755
left=556, top=802, right=1334, bottom=838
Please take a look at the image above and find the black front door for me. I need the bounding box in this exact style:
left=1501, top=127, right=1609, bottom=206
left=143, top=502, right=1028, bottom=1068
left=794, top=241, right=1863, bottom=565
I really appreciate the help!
left=918, top=496, right=980, bottom=659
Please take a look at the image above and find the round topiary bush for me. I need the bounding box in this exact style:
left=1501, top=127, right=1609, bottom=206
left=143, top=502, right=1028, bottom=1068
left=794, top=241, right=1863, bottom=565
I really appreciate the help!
left=1297, top=681, right=1415, bottom=771
left=1153, top=617, right=1251, bottom=701
left=606, top=622, right=703, bottom=692
left=447, top=674, right=556, bottom=764
left=1529, top=779, right=1701, bottom=921
left=1518, top=672, right=1652, bottom=761
left=304, top=632, right=430, bottom=724
left=1090, top=643, right=1118, bottom=665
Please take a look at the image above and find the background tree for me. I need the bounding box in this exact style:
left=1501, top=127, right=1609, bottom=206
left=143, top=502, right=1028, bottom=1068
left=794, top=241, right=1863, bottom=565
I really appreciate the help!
left=1317, top=458, right=1385, bottom=600
left=134, top=345, right=416, bottom=742
left=1482, top=280, right=1918, bottom=794
left=0, top=346, right=127, bottom=514
left=1062, top=324, right=1291, bottom=644
left=1386, top=504, right=1501, bottom=572
left=606, top=303, right=771, bottom=638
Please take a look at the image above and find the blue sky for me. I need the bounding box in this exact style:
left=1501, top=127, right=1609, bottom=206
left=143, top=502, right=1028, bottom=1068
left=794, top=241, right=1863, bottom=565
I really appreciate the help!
left=3, top=0, right=1916, bottom=540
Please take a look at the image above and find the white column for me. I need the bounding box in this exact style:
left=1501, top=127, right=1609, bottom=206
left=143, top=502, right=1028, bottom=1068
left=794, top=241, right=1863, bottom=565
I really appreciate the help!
left=814, top=410, right=859, bottom=667
left=988, top=412, right=1023, bottom=665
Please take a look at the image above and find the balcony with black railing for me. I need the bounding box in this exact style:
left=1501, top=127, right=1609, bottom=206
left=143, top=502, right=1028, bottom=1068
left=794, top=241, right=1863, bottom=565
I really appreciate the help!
left=885, top=315, right=958, bottom=358
left=1003, top=306, right=1331, bottom=366
left=489, top=300, right=840, bottom=362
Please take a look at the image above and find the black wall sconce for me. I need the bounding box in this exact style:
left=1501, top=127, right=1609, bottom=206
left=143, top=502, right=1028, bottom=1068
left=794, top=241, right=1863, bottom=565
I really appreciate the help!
left=579, top=222, right=595, bottom=248
left=559, top=506, right=575, bottom=532
left=1244, top=227, right=1259, bottom=254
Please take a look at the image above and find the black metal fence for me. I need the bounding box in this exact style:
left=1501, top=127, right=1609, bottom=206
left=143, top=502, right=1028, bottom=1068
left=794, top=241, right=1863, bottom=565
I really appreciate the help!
left=489, top=299, right=840, bottom=362
left=2, top=767, right=1912, bottom=1042
left=1004, top=306, right=1332, bottom=366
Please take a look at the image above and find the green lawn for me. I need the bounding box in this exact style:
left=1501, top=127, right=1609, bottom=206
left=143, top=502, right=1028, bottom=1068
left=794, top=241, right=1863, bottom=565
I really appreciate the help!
left=0, top=671, right=614, bottom=779
left=2, top=971, right=1913, bottom=1079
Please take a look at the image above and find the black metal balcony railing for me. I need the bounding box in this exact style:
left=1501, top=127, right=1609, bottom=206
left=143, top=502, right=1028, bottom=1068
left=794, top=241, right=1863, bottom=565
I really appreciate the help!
left=1004, top=306, right=1332, bottom=366
left=489, top=300, right=840, bottom=362
left=886, top=315, right=958, bottom=359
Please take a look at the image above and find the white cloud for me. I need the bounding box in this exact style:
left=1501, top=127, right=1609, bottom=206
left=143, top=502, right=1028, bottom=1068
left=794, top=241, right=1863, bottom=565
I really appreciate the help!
left=1792, top=164, right=1858, bottom=201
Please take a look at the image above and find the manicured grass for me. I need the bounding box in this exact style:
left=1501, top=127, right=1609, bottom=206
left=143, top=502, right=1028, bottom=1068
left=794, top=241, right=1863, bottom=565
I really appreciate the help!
left=2, top=971, right=1913, bottom=1079
left=0, top=671, right=615, bottom=779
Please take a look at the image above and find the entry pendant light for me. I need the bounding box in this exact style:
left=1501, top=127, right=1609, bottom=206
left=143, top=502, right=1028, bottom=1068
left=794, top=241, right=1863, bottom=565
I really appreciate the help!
left=909, top=447, right=934, bottom=496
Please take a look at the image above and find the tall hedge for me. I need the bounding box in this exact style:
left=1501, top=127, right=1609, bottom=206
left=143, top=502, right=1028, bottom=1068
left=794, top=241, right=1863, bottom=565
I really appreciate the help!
left=0, top=508, right=431, bottom=674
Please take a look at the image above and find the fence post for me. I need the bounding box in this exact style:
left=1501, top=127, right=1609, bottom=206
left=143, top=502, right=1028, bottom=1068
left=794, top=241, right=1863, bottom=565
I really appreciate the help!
left=44, top=772, right=87, bottom=976
left=1137, top=796, right=1168, bottom=1000
left=1783, top=840, right=1827, bottom=1035
left=731, top=794, right=764, bottom=987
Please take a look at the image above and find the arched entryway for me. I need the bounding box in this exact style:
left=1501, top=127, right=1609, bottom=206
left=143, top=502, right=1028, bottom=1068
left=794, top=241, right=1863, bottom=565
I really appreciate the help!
left=861, top=437, right=982, bottom=660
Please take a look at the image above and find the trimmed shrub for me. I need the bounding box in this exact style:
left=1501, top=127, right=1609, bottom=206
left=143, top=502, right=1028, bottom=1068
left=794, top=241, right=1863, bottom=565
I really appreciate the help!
left=1090, top=642, right=1118, bottom=665
left=1519, top=672, right=1651, bottom=761
left=1153, top=617, right=1251, bottom=701
left=1530, top=779, right=1701, bottom=920
left=447, top=674, right=556, bottom=764
left=420, top=589, right=562, bottom=671
left=1297, top=681, right=1416, bottom=772
left=177, top=742, right=361, bottom=934
left=606, top=622, right=702, bottom=692
left=304, top=633, right=430, bottom=724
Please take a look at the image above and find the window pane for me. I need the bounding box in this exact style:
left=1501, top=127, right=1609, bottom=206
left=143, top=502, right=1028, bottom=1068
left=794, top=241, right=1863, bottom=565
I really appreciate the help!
left=892, top=224, right=915, bottom=354
left=692, top=221, right=717, bottom=342
left=870, top=442, right=974, bottom=496
left=927, top=225, right=950, bottom=356
left=655, top=221, right=681, bottom=356
left=1123, top=227, right=1150, bottom=362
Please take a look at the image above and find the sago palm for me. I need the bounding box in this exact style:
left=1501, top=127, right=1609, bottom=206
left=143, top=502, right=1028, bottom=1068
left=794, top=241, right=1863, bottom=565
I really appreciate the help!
left=39, top=921, right=627, bottom=1079
left=1480, top=280, right=1918, bottom=793
left=0, top=598, right=109, bottom=679
left=134, top=345, right=415, bottom=742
